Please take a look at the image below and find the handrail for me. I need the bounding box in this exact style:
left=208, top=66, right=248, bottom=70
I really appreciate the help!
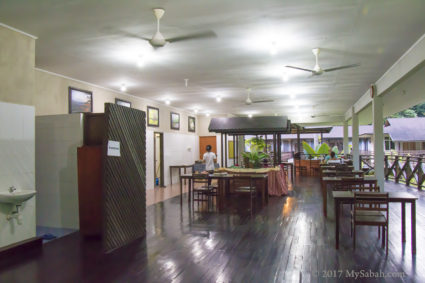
left=359, top=153, right=424, bottom=190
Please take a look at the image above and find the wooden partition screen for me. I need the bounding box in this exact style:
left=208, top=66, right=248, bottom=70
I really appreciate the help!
left=102, top=103, right=146, bottom=253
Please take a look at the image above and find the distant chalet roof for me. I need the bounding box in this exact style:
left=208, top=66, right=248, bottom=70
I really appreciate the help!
left=208, top=116, right=290, bottom=134
left=386, top=117, right=425, bottom=141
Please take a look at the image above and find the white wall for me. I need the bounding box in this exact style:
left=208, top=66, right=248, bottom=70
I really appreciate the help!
left=35, top=114, right=83, bottom=229
left=0, top=102, right=36, bottom=248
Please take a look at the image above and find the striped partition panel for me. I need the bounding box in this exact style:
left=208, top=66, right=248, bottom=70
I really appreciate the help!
left=102, top=103, right=146, bottom=253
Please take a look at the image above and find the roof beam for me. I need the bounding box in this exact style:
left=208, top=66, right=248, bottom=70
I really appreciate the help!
left=345, top=32, right=425, bottom=121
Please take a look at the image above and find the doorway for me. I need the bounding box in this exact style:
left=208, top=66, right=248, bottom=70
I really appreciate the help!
left=199, top=136, right=217, bottom=159
left=154, top=132, right=164, bottom=187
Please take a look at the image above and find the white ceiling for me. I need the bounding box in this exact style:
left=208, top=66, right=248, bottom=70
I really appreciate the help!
left=1, top=0, right=425, bottom=123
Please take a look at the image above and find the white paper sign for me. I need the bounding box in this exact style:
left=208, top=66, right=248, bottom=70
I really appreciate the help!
left=107, top=140, right=121, bottom=157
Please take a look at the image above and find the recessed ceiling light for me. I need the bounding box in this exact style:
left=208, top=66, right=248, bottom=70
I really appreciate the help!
left=216, top=96, right=222, bottom=103
left=248, top=114, right=253, bottom=118
left=290, top=94, right=295, bottom=99
left=282, top=72, right=289, bottom=82
left=206, top=112, right=210, bottom=117
left=165, top=100, right=170, bottom=105
left=137, top=55, right=145, bottom=68
left=194, top=108, right=199, bottom=114
left=269, top=41, right=277, bottom=56
left=120, top=84, right=127, bottom=92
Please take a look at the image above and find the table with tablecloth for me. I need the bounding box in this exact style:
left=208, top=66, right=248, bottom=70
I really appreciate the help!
left=216, top=166, right=288, bottom=196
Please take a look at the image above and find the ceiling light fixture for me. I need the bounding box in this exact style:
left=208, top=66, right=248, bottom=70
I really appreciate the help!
left=216, top=96, right=222, bottom=103
left=137, top=55, right=145, bottom=68
left=120, top=84, right=127, bottom=92
left=165, top=99, right=170, bottom=105
left=248, top=114, right=253, bottom=118
left=194, top=108, right=199, bottom=114
left=206, top=112, right=210, bottom=117
left=269, top=41, right=277, bottom=56
left=282, top=72, right=289, bottom=82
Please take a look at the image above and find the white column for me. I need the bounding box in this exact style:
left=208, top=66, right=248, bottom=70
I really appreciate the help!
left=313, top=134, right=319, bottom=150
left=343, top=120, right=349, bottom=156
left=373, top=95, right=385, bottom=190
left=352, top=107, right=360, bottom=170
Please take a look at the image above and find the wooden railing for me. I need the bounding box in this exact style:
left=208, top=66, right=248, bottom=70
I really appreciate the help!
left=358, top=154, right=425, bottom=190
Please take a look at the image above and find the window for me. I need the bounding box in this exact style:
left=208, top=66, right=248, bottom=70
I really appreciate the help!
left=385, top=137, right=395, bottom=151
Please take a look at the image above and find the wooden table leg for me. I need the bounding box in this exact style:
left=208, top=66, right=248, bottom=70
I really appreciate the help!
left=322, top=180, right=327, bottom=218
left=265, top=178, right=269, bottom=203
left=411, top=201, right=416, bottom=254
left=335, top=198, right=340, bottom=249
left=180, top=176, right=183, bottom=204
left=401, top=202, right=406, bottom=243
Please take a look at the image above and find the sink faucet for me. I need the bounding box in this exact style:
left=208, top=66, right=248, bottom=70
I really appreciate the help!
left=9, top=186, right=16, bottom=193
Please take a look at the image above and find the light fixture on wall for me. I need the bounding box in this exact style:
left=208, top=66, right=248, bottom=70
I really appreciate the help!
left=248, top=114, right=253, bottom=118
left=120, top=84, right=127, bottom=92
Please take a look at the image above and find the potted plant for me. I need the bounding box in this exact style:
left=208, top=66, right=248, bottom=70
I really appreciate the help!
left=242, top=137, right=270, bottom=168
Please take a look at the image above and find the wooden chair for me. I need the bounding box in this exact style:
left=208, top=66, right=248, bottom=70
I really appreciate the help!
left=351, top=192, right=389, bottom=256
left=192, top=174, right=216, bottom=208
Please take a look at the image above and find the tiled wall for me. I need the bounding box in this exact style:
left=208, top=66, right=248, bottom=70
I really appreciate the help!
left=35, top=114, right=83, bottom=229
left=0, top=102, right=36, bottom=248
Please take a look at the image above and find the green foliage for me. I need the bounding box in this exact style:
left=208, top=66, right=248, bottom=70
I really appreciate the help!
left=389, top=102, right=425, bottom=118
left=332, top=146, right=339, bottom=155
left=317, top=143, right=330, bottom=155
left=302, top=142, right=330, bottom=157
left=302, top=141, right=316, bottom=156
left=245, top=137, right=266, bottom=152
left=242, top=151, right=270, bottom=168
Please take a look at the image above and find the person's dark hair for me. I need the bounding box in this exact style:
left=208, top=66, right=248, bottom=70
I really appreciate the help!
left=330, top=151, right=336, bottom=158
left=206, top=145, right=212, bottom=151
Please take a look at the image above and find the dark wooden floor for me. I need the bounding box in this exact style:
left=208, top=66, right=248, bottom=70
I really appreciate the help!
left=0, top=177, right=424, bottom=283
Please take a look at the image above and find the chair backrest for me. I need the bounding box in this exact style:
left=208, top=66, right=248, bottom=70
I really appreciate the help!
left=354, top=192, right=389, bottom=218
left=351, top=185, right=380, bottom=192
left=192, top=173, right=209, bottom=185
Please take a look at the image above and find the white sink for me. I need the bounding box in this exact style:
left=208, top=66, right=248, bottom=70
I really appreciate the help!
left=0, top=190, right=36, bottom=205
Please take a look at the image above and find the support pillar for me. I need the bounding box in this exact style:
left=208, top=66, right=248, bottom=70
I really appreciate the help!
left=373, top=95, right=385, bottom=190
left=296, top=126, right=301, bottom=153
left=352, top=107, right=360, bottom=170
left=343, top=120, right=349, bottom=156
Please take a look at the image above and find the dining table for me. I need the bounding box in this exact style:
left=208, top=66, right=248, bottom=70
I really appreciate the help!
left=179, top=173, right=269, bottom=205
left=321, top=169, right=364, bottom=177
left=333, top=191, right=418, bottom=254
left=321, top=176, right=377, bottom=217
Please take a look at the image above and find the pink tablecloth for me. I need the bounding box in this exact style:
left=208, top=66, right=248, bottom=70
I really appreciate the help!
left=267, top=167, right=288, bottom=196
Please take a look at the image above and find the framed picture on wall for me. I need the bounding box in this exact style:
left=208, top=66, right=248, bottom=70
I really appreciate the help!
left=115, top=98, right=131, bottom=108
left=170, top=112, right=180, bottom=130
left=68, top=87, right=93, bottom=113
left=188, top=116, right=196, bottom=132
left=147, top=106, right=159, bottom=127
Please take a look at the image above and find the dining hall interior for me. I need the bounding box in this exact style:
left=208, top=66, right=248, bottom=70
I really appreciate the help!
left=1, top=1, right=425, bottom=282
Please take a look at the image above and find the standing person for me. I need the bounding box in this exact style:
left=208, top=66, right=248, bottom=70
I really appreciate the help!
left=203, top=145, right=217, bottom=173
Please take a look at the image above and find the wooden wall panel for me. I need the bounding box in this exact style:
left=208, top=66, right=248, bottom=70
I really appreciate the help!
left=102, top=103, right=146, bottom=253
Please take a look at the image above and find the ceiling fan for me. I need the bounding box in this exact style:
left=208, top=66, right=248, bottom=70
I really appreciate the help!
left=244, top=88, right=274, bottom=105
left=141, top=8, right=216, bottom=48
left=285, top=48, right=359, bottom=76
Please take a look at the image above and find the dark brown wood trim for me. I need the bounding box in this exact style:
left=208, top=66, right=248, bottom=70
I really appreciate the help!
left=0, top=237, right=42, bottom=260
